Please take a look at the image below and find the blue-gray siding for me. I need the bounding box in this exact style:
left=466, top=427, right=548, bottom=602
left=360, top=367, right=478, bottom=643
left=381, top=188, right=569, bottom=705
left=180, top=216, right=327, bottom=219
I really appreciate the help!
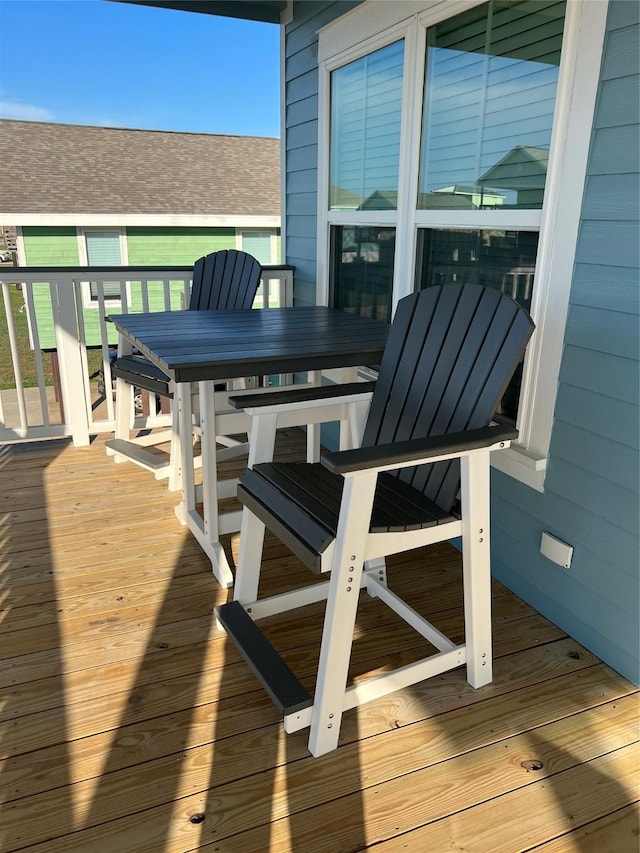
left=492, top=0, right=639, bottom=684
left=284, top=0, right=361, bottom=306
left=284, top=0, right=639, bottom=683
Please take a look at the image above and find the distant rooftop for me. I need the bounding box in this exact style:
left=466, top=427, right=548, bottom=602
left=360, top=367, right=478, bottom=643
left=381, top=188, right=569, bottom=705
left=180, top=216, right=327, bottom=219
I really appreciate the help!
left=0, top=120, right=280, bottom=217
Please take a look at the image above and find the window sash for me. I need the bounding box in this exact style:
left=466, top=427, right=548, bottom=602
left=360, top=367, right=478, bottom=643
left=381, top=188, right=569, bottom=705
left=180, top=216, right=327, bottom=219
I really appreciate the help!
left=418, top=1, right=566, bottom=211
left=330, top=39, right=405, bottom=211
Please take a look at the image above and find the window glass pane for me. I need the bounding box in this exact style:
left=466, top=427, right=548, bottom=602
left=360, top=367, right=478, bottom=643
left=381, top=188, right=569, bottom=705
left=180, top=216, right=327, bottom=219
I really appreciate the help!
left=415, top=227, right=538, bottom=423
left=86, top=231, right=122, bottom=300
left=330, top=225, right=395, bottom=322
left=330, top=40, right=404, bottom=211
left=418, top=0, right=565, bottom=211
left=241, top=231, right=272, bottom=264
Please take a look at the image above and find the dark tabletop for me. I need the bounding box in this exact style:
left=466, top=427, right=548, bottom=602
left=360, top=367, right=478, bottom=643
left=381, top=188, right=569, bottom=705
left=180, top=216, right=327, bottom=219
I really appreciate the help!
left=108, top=306, right=390, bottom=383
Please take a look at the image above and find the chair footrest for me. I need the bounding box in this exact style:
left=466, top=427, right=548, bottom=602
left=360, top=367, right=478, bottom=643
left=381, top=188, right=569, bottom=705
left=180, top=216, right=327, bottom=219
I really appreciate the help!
left=216, top=601, right=313, bottom=715
left=105, top=438, right=170, bottom=472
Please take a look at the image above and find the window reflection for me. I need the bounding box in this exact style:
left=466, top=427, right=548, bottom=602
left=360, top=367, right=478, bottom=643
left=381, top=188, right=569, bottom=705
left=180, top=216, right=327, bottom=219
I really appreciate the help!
left=330, top=40, right=404, bottom=211
left=416, top=228, right=538, bottom=423
left=418, top=0, right=565, bottom=210
left=330, top=226, right=396, bottom=322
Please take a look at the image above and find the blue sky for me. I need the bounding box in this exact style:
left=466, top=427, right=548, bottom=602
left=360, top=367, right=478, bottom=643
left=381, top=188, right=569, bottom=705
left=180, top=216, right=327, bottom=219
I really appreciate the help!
left=0, top=0, right=281, bottom=137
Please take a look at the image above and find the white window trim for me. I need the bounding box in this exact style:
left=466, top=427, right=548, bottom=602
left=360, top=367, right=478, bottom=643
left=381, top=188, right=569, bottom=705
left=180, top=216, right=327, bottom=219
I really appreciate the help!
left=77, top=228, right=129, bottom=309
left=316, top=0, right=609, bottom=491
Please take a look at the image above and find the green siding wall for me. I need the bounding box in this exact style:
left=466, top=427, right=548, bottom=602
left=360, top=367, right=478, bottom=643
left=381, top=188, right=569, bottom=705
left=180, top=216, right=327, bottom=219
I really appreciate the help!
left=21, top=227, right=240, bottom=349
left=23, top=227, right=79, bottom=266
left=23, top=228, right=80, bottom=351
left=22, top=225, right=281, bottom=350
left=126, top=227, right=236, bottom=264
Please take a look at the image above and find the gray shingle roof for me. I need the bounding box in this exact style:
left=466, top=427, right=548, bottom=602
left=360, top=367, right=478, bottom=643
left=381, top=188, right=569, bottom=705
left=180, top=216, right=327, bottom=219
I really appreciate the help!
left=0, top=120, right=280, bottom=216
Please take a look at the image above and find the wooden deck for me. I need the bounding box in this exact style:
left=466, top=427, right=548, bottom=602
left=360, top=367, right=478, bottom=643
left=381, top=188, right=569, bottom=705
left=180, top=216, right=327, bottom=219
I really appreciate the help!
left=1, top=430, right=638, bottom=852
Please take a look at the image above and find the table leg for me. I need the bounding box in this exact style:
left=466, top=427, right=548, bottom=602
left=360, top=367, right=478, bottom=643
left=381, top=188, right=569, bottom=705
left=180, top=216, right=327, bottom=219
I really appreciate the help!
left=174, top=380, right=234, bottom=588
left=112, top=336, right=134, bottom=455
left=306, top=370, right=322, bottom=463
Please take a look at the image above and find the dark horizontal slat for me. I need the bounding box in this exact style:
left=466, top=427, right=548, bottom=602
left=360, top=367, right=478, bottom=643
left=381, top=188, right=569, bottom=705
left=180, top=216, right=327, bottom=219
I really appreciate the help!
left=229, top=381, right=375, bottom=410
left=111, top=355, right=171, bottom=396
left=237, top=471, right=332, bottom=573
left=321, top=425, right=519, bottom=475
left=240, top=461, right=458, bottom=552
left=373, top=473, right=452, bottom=532
left=216, top=601, right=313, bottom=715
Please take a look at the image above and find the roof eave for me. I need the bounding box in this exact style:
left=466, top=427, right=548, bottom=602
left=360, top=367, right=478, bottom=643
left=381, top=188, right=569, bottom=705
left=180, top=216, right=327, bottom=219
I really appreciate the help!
left=111, top=0, right=287, bottom=24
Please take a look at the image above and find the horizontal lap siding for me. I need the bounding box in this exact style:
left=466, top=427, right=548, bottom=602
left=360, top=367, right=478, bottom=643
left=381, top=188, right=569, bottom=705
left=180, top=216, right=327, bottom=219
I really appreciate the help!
left=22, top=227, right=79, bottom=266
left=493, top=0, right=639, bottom=684
left=285, top=1, right=362, bottom=306
left=126, top=229, right=240, bottom=315
left=126, top=227, right=236, bottom=265
left=22, top=228, right=81, bottom=350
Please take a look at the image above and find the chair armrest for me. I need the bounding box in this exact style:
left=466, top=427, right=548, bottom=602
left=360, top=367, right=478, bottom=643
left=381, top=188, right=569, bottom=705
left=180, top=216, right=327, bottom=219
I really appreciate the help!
left=321, top=424, right=518, bottom=475
left=228, top=382, right=376, bottom=412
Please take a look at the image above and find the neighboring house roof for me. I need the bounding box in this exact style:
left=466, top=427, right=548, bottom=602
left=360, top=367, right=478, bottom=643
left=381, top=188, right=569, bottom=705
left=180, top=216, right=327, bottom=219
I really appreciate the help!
left=479, top=145, right=549, bottom=189
left=0, top=119, right=280, bottom=221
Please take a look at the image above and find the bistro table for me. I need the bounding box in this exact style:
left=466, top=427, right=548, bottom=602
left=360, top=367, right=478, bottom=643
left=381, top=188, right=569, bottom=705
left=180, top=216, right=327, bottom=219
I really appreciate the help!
left=108, top=306, right=390, bottom=586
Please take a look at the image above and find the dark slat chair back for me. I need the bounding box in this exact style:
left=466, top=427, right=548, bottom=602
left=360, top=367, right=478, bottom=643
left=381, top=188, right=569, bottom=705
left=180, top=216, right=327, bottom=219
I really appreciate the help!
left=189, top=249, right=263, bottom=311
left=362, top=284, right=534, bottom=512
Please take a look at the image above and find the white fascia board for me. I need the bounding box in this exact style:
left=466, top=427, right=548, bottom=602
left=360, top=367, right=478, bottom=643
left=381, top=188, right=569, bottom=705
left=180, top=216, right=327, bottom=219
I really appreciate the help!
left=1, top=214, right=281, bottom=228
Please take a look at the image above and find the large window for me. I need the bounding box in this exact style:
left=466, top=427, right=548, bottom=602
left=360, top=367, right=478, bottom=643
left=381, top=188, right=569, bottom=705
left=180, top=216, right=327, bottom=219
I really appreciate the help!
left=319, top=0, right=607, bottom=490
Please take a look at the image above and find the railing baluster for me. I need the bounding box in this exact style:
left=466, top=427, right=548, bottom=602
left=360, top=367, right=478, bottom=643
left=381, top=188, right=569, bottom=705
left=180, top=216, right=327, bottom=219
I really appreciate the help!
left=1, top=281, right=29, bottom=434
left=23, top=281, right=52, bottom=428
left=141, top=280, right=150, bottom=313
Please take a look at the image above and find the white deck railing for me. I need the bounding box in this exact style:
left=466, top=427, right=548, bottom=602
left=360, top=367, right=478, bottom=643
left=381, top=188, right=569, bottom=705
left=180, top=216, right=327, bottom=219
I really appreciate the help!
left=0, top=264, right=294, bottom=445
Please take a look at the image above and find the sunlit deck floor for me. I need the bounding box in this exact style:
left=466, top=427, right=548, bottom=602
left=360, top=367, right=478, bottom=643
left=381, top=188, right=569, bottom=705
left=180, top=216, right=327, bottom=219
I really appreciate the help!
left=1, top=430, right=638, bottom=853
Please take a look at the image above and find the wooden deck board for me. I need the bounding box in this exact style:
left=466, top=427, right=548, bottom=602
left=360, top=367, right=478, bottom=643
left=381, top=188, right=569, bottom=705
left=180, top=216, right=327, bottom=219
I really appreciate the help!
left=1, top=431, right=638, bottom=853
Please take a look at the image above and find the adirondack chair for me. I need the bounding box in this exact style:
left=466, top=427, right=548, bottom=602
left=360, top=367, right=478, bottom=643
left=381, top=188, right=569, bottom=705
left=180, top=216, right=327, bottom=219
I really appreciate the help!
left=216, top=283, right=534, bottom=757
left=105, top=250, right=263, bottom=487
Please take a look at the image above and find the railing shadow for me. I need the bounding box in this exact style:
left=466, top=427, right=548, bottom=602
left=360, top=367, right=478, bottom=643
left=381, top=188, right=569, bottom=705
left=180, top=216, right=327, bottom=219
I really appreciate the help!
left=0, top=439, right=75, bottom=850
left=0, top=426, right=367, bottom=852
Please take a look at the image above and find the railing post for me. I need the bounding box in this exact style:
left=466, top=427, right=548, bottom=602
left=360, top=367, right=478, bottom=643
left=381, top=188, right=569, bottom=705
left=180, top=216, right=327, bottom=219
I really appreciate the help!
left=52, top=276, right=91, bottom=446
left=281, top=269, right=294, bottom=307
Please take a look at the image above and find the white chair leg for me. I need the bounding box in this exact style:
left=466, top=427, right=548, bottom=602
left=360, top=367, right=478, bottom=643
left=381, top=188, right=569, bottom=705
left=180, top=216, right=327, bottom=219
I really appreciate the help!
left=460, top=452, right=493, bottom=688
left=114, top=376, right=134, bottom=442
left=308, top=471, right=377, bottom=757
left=233, top=507, right=267, bottom=605
left=167, top=402, right=182, bottom=492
